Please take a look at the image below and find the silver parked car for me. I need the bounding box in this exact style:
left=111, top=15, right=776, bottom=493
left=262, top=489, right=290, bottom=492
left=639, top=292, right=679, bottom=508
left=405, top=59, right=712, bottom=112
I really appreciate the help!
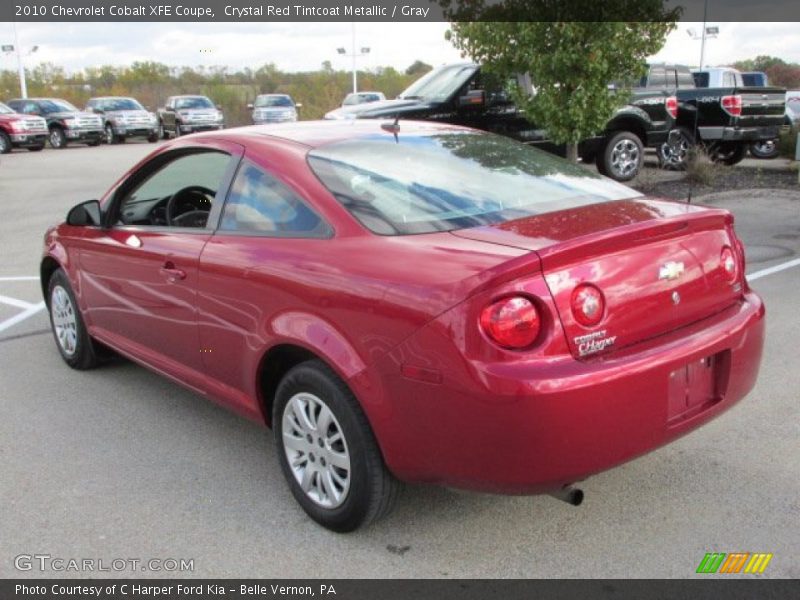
left=248, top=94, right=300, bottom=124
left=85, top=96, right=159, bottom=144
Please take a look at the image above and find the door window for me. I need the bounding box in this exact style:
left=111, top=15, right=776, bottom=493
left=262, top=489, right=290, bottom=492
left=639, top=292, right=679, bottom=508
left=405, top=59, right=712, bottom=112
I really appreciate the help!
left=115, top=151, right=232, bottom=228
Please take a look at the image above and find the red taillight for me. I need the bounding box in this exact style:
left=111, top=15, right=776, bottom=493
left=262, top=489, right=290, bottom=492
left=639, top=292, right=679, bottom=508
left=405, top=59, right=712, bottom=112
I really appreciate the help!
left=721, top=95, right=742, bottom=117
left=480, top=296, right=541, bottom=349
left=721, top=246, right=738, bottom=282
left=665, top=96, right=678, bottom=119
left=570, top=284, right=605, bottom=327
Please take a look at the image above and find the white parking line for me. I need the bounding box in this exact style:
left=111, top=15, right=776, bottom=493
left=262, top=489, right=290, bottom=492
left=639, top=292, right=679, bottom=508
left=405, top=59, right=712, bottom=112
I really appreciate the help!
left=0, top=275, right=45, bottom=335
left=748, top=257, right=800, bottom=282
left=0, top=302, right=46, bottom=334
left=0, top=294, right=36, bottom=310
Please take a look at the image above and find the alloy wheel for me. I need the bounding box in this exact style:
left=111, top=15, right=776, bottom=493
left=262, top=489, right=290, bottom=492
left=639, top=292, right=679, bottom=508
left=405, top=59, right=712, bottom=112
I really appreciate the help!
left=51, top=285, right=78, bottom=357
left=281, top=392, right=351, bottom=509
left=610, top=139, right=640, bottom=178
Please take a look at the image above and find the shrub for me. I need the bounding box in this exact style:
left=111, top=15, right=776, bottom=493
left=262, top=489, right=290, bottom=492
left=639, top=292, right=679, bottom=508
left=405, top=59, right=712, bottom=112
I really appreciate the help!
left=685, top=146, right=722, bottom=186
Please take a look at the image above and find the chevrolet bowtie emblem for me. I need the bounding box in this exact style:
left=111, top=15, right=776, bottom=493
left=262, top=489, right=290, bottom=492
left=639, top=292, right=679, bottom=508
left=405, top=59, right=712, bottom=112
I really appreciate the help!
left=659, top=261, right=685, bottom=281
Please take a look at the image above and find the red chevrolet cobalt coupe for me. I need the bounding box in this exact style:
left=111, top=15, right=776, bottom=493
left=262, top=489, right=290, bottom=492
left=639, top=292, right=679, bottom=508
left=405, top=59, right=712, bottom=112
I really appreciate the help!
left=42, top=121, right=764, bottom=531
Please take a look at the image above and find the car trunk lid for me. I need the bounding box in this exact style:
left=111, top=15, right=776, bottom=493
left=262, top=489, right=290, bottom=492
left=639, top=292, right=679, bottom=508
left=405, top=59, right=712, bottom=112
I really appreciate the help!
left=452, top=198, right=743, bottom=358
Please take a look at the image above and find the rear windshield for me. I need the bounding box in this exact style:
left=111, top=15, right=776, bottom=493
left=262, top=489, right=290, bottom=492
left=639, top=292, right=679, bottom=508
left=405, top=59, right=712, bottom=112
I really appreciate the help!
left=307, top=132, right=639, bottom=235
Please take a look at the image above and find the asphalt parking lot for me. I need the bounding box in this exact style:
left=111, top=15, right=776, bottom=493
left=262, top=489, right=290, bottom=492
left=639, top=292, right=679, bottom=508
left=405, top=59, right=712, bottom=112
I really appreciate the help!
left=0, top=141, right=798, bottom=578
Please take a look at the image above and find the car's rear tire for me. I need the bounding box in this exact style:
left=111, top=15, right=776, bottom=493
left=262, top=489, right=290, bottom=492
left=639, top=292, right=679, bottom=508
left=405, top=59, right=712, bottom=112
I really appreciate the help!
left=0, top=131, right=12, bottom=154
left=49, top=127, right=67, bottom=149
left=597, top=131, right=643, bottom=181
left=86, top=139, right=101, bottom=147
left=147, top=132, right=159, bottom=143
left=104, top=123, right=116, bottom=144
left=47, top=269, right=100, bottom=370
left=27, top=145, right=45, bottom=152
left=273, top=360, right=399, bottom=532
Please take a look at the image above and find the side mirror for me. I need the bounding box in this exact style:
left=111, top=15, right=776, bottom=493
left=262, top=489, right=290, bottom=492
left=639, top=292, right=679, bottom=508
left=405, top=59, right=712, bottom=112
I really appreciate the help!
left=246, top=103, right=254, bottom=110
left=458, top=90, right=485, bottom=108
left=67, top=200, right=102, bottom=227
left=165, top=106, right=175, bottom=112
left=216, top=104, right=222, bottom=110
left=295, top=103, right=303, bottom=109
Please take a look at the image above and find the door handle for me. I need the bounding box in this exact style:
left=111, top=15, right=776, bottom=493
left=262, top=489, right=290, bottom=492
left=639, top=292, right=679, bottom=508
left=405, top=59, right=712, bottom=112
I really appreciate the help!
left=159, top=261, right=186, bottom=282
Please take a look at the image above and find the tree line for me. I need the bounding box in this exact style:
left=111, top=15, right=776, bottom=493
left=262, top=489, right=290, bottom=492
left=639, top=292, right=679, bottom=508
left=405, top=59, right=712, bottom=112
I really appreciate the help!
left=0, top=60, right=433, bottom=125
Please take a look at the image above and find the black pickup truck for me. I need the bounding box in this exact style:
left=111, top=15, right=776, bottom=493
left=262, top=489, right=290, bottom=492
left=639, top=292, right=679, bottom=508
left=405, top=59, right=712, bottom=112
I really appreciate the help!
left=325, top=62, right=677, bottom=181
left=648, top=63, right=786, bottom=168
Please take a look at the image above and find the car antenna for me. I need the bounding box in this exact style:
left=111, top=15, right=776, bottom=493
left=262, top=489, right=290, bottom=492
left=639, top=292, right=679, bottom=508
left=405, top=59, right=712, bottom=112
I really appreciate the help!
left=687, top=0, right=709, bottom=205
left=381, top=114, right=400, bottom=143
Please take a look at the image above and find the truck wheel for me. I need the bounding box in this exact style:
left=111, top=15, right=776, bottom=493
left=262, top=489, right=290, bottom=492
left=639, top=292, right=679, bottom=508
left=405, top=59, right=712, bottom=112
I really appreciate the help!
left=273, top=360, right=400, bottom=532
left=749, top=140, right=779, bottom=159
left=657, top=127, right=694, bottom=171
left=597, top=131, right=643, bottom=181
left=104, top=123, right=117, bottom=144
left=710, top=143, right=747, bottom=166
left=49, top=127, right=67, bottom=149
left=0, top=131, right=11, bottom=154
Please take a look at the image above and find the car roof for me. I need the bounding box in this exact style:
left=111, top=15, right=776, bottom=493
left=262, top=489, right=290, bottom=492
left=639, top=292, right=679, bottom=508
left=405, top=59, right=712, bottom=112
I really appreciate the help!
left=191, top=119, right=475, bottom=149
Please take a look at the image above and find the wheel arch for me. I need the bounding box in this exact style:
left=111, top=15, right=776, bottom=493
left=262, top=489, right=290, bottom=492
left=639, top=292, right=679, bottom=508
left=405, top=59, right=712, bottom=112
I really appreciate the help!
left=40, top=255, right=64, bottom=305
left=605, top=116, right=647, bottom=145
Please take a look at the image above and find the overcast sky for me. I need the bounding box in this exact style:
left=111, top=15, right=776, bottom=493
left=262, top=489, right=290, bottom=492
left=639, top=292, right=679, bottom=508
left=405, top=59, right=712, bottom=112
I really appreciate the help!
left=1, top=22, right=799, bottom=75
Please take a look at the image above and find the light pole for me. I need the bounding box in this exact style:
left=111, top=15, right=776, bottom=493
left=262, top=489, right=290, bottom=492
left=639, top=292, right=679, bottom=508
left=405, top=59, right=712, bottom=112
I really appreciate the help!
left=687, top=25, right=719, bottom=70
left=337, top=23, right=370, bottom=94
left=7, top=22, right=38, bottom=98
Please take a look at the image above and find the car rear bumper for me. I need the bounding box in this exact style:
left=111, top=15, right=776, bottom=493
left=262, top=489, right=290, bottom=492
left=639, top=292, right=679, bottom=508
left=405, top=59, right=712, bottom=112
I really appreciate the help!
left=10, top=133, right=47, bottom=146
left=698, top=126, right=781, bottom=142
left=368, top=292, right=765, bottom=493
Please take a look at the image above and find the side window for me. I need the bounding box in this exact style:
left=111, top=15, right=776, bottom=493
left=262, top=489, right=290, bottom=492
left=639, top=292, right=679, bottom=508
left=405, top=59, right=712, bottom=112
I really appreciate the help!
left=116, top=151, right=232, bottom=228
left=677, top=69, right=695, bottom=89
left=723, top=72, right=736, bottom=87
left=647, top=66, right=666, bottom=88
left=220, top=162, right=328, bottom=236
left=22, top=102, right=38, bottom=114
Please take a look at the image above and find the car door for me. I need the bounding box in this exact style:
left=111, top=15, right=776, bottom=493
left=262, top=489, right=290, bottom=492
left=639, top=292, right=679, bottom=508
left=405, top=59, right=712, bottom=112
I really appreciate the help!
left=196, top=158, right=332, bottom=405
left=77, top=141, right=243, bottom=376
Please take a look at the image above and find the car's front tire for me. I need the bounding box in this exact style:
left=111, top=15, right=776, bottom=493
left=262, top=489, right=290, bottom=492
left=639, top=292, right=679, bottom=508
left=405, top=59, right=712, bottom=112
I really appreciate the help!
left=47, top=269, right=101, bottom=370
left=0, top=131, right=12, bottom=154
left=49, top=127, right=67, bottom=149
left=749, top=139, right=779, bottom=159
left=273, top=360, right=399, bottom=532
